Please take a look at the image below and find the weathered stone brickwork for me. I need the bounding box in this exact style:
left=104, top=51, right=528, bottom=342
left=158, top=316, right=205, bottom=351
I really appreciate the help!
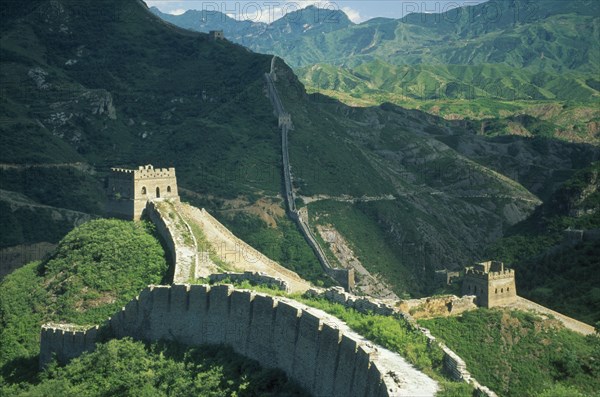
left=463, top=261, right=516, bottom=308
left=312, top=287, right=497, bottom=397
left=146, top=201, right=197, bottom=283
left=39, top=324, right=98, bottom=368
left=107, top=164, right=179, bottom=220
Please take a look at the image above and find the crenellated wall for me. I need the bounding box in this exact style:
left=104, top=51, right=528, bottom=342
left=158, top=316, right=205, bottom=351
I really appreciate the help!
left=312, top=287, right=497, bottom=397
left=40, top=284, right=439, bottom=397
left=39, top=324, right=99, bottom=368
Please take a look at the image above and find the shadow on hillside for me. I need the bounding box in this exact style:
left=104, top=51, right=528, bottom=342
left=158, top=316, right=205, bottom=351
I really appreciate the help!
left=1, top=355, right=40, bottom=385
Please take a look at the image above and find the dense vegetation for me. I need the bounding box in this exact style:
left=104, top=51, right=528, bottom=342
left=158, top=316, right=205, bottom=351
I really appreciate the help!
left=0, top=219, right=167, bottom=386
left=3, top=0, right=598, bottom=307
left=204, top=281, right=473, bottom=396
left=420, top=309, right=600, bottom=397
left=487, top=163, right=600, bottom=324
left=3, top=338, right=307, bottom=397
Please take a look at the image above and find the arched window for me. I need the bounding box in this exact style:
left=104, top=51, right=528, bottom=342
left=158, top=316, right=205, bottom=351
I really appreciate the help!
left=141, top=187, right=147, bottom=195
left=167, top=186, right=172, bottom=193
left=156, top=187, right=160, bottom=198
left=501, top=288, right=504, bottom=293
left=507, top=287, right=510, bottom=292
left=495, top=288, right=498, bottom=294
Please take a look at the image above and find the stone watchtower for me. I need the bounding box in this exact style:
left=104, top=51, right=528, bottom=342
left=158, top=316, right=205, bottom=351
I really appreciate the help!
left=209, top=30, right=224, bottom=41
left=462, top=261, right=516, bottom=308
left=107, top=165, right=179, bottom=220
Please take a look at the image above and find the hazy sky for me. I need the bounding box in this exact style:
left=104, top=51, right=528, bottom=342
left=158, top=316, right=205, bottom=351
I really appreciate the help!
left=145, top=1, right=489, bottom=23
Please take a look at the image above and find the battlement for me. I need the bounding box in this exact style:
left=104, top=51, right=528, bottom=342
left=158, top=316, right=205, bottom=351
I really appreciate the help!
left=39, top=323, right=99, bottom=367
left=107, top=164, right=179, bottom=220
left=110, top=165, right=176, bottom=179
left=462, top=260, right=516, bottom=308
left=464, top=268, right=515, bottom=280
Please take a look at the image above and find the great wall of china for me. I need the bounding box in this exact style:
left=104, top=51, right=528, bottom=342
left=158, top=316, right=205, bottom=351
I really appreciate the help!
left=37, top=59, right=595, bottom=397
left=41, top=284, right=440, bottom=397
left=265, top=56, right=354, bottom=291
left=39, top=191, right=498, bottom=396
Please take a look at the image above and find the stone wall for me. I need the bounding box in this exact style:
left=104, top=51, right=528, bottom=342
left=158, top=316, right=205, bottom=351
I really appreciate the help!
left=39, top=324, right=99, bottom=368
left=107, top=165, right=179, bottom=220
left=40, top=284, right=439, bottom=396
left=146, top=200, right=197, bottom=283
left=209, top=271, right=290, bottom=292
left=319, top=287, right=396, bottom=316
left=265, top=63, right=354, bottom=292
left=420, top=328, right=498, bottom=397
left=312, top=287, right=497, bottom=397
left=398, top=295, right=477, bottom=319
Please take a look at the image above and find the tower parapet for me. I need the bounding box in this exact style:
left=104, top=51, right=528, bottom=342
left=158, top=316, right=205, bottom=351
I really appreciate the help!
left=107, top=164, right=179, bottom=220
left=209, top=30, right=224, bottom=41
left=462, top=261, right=516, bottom=308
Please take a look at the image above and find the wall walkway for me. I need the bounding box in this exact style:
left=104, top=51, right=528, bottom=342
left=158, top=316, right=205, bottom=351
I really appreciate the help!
left=40, top=284, right=440, bottom=397
left=146, top=200, right=198, bottom=283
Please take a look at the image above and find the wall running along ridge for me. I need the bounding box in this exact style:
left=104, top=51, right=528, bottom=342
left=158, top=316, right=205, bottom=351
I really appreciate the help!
left=311, top=287, right=498, bottom=397
left=146, top=200, right=198, bottom=283
left=40, top=284, right=439, bottom=397
left=265, top=57, right=354, bottom=291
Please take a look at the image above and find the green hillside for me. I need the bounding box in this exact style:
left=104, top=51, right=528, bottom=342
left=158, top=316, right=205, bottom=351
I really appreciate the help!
left=4, top=339, right=306, bottom=396
left=1, top=0, right=598, bottom=304
left=420, top=309, right=600, bottom=397
left=486, top=163, right=600, bottom=324
left=0, top=219, right=306, bottom=396
left=0, top=219, right=167, bottom=384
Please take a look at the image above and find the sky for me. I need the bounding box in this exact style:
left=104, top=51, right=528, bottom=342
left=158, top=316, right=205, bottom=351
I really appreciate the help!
left=145, top=0, right=489, bottom=24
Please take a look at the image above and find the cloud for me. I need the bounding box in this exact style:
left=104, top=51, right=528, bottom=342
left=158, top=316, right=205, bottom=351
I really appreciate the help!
left=145, top=1, right=361, bottom=24
left=341, top=6, right=363, bottom=23
left=169, top=8, right=187, bottom=16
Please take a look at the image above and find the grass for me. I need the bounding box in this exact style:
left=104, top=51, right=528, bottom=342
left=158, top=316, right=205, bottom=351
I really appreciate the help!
left=207, top=279, right=474, bottom=396
left=217, top=211, right=333, bottom=287
left=308, top=199, right=435, bottom=297
left=0, top=219, right=168, bottom=385
left=420, top=309, right=600, bottom=397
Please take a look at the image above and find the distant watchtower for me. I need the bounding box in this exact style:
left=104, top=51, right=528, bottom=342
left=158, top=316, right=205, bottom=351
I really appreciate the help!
left=209, top=30, right=224, bottom=41
left=462, top=260, right=516, bottom=308
left=278, top=113, right=293, bottom=130
left=107, top=164, right=179, bottom=220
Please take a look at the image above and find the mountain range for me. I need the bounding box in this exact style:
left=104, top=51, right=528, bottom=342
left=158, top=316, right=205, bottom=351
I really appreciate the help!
left=151, top=0, right=600, bottom=144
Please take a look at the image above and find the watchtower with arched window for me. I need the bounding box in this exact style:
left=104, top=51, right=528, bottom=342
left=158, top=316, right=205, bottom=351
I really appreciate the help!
left=107, top=164, right=179, bottom=220
left=462, top=260, right=516, bottom=308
